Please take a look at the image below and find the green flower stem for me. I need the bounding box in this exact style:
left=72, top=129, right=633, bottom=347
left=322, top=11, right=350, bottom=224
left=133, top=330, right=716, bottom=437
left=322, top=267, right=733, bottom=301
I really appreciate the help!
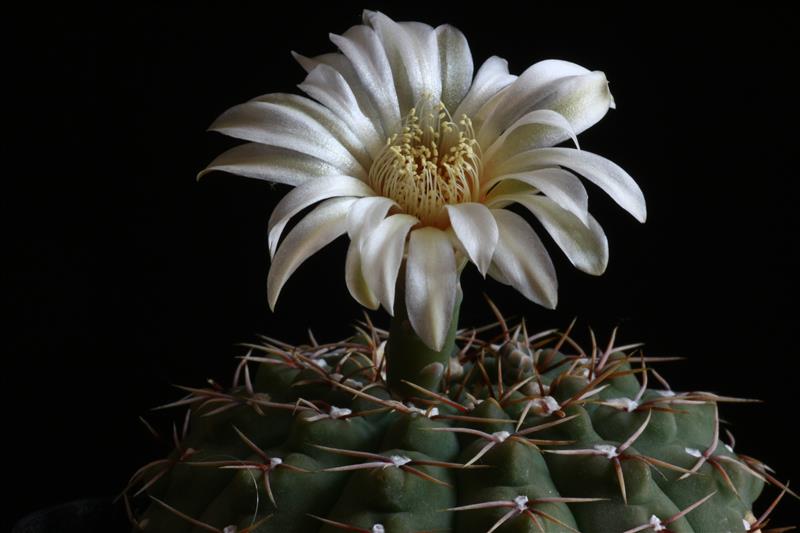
left=385, top=269, right=462, bottom=399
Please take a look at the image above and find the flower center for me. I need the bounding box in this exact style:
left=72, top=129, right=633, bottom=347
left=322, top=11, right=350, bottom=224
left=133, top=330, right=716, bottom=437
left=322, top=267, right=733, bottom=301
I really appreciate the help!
left=369, top=101, right=482, bottom=227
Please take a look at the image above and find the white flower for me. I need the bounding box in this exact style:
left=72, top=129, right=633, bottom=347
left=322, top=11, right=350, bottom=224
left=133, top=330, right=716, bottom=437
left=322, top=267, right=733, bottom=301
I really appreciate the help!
left=201, top=11, right=646, bottom=350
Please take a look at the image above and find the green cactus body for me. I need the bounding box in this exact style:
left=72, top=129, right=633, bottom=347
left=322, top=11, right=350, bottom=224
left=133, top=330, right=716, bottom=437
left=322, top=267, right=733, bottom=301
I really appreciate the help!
left=127, top=320, right=782, bottom=533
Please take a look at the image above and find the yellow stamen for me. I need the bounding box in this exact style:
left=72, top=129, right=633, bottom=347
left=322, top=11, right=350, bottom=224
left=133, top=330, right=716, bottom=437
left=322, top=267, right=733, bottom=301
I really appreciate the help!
left=369, top=100, right=482, bottom=227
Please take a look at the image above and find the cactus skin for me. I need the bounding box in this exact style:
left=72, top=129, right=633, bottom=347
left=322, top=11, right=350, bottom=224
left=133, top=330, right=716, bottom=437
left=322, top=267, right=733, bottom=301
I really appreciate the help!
left=127, top=321, right=783, bottom=533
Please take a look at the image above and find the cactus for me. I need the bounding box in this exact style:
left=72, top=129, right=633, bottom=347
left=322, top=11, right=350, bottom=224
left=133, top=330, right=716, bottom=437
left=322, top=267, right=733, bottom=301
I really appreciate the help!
left=125, top=308, right=792, bottom=532
left=125, top=10, right=795, bottom=532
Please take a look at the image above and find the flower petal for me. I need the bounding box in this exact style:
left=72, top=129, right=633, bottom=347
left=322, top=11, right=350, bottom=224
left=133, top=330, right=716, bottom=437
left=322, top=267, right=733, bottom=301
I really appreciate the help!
left=298, top=64, right=384, bottom=157
left=292, top=51, right=385, bottom=139
left=267, top=197, right=356, bottom=310
left=497, top=147, right=647, bottom=222
left=361, top=214, right=419, bottom=314
left=209, top=93, right=370, bottom=178
left=330, top=24, right=402, bottom=134
left=406, top=227, right=458, bottom=351
left=435, top=24, right=473, bottom=112
left=445, top=203, right=498, bottom=276
left=364, top=11, right=441, bottom=112
left=267, top=176, right=374, bottom=257
left=475, top=59, right=612, bottom=147
left=535, top=71, right=614, bottom=141
left=453, top=56, right=516, bottom=120
left=482, top=109, right=579, bottom=166
left=490, top=193, right=608, bottom=275
left=483, top=168, right=590, bottom=225
left=490, top=209, right=558, bottom=308
left=345, top=240, right=379, bottom=310
left=347, top=196, right=397, bottom=244
left=197, top=144, right=343, bottom=186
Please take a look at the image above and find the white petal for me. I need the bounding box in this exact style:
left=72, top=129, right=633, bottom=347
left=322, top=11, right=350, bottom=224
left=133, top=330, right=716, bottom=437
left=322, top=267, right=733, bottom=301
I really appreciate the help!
left=453, top=56, right=516, bottom=120
left=361, top=214, right=419, bottom=314
left=364, top=11, right=441, bottom=111
left=345, top=240, right=379, bottom=310
left=498, top=147, right=646, bottom=222
left=209, top=93, right=369, bottom=178
left=330, top=24, right=402, bottom=134
left=534, top=71, right=613, bottom=140
left=267, top=176, right=374, bottom=257
left=489, top=209, right=558, bottom=308
left=490, top=194, right=608, bottom=275
left=298, top=64, right=384, bottom=157
left=435, top=24, right=473, bottom=112
left=445, top=203, right=498, bottom=276
left=482, top=109, right=579, bottom=165
left=197, top=144, right=343, bottom=186
left=292, top=51, right=385, bottom=139
left=347, top=196, right=396, bottom=244
left=406, top=228, right=458, bottom=351
left=267, top=197, right=356, bottom=310
left=476, top=59, right=612, bottom=146
left=483, top=168, right=590, bottom=225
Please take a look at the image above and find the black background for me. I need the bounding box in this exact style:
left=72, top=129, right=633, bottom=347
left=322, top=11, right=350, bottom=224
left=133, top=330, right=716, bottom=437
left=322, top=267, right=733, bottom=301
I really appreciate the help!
left=7, top=3, right=799, bottom=529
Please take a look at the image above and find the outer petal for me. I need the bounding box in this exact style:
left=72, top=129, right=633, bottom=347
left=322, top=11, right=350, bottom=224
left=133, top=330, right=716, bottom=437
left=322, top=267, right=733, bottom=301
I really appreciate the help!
left=298, top=64, right=384, bottom=157
left=292, top=51, right=385, bottom=138
left=361, top=214, right=419, bottom=314
left=364, top=11, right=442, bottom=111
left=406, top=227, right=458, bottom=351
left=330, top=24, right=402, bottom=134
left=435, top=24, right=473, bottom=112
left=445, top=203, right=498, bottom=276
left=482, top=109, right=579, bottom=165
left=483, top=168, right=590, bottom=225
left=267, top=197, right=356, bottom=310
left=453, top=56, right=516, bottom=120
left=197, top=144, right=343, bottom=186
left=490, top=193, right=608, bottom=275
left=497, top=147, right=647, bottom=222
left=209, top=93, right=369, bottom=178
left=489, top=209, right=558, bottom=308
left=345, top=240, right=379, bottom=310
left=475, top=59, right=612, bottom=147
left=347, top=196, right=397, bottom=244
left=267, top=176, right=374, bottom=257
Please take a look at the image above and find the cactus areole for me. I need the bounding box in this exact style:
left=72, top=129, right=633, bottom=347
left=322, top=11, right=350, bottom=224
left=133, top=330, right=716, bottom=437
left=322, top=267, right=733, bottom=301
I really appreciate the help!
left=126, top=10, right=794, bottom=533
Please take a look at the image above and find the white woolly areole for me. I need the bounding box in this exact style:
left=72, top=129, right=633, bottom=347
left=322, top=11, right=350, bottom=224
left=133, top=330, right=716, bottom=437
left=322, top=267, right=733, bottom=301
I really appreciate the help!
left=725, top=444, right=735, bottom=453
left=606, top=397, right=639, bottom=412
left=654, top=390, right=676, bottom=397
left=649, top=515, right=666, bottom=531
left=492, top=431, right=511, bottom=442
left=532, top=396, right=561, bottom=416
left=743, top=518, right=752, bottom=531
left=513, top=495, right=529, bottom=511
left=389, top=455, right=412, bottom=467
left=684, top=447, right=702, bottom=458
left=329, top=406, right=352, bottom=419
left=372, top=525, right=386, bottom=533
left=594, top=444, right=619, bottom=459
left=312, top=358, right=329, bottom=369
left=269, top=457, right=283, bottom=468
left=405, top=403, right=439, bottom=418
left=223, top=526, right=237, bottom=533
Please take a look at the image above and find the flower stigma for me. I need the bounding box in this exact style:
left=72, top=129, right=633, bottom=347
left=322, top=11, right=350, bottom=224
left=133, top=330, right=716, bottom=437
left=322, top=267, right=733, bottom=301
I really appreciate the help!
left=369, top=99, right=482, bottom=227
